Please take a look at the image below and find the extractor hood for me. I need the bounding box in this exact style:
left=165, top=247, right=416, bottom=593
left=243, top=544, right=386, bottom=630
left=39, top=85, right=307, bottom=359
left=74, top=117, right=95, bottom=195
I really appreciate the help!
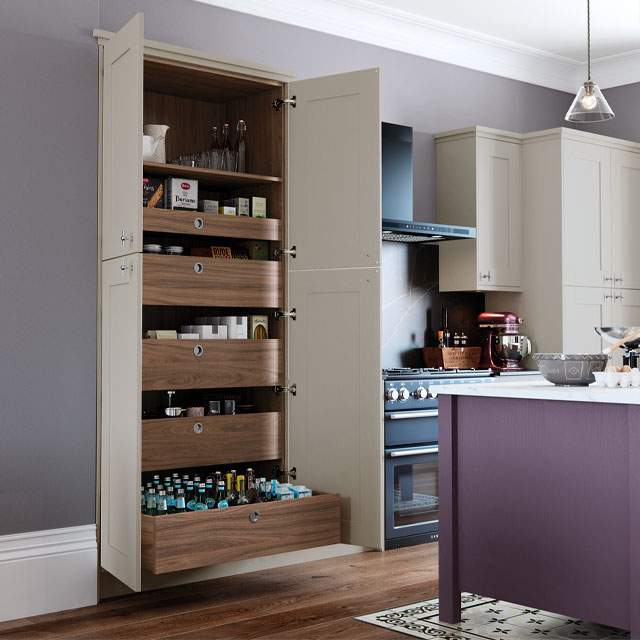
left=382, top=218, right=476, bottom=243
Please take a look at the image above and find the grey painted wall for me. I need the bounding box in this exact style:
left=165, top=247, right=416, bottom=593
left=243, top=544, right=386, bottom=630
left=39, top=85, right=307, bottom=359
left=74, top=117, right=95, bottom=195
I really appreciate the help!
left=2, top=0, right=637, bottom=535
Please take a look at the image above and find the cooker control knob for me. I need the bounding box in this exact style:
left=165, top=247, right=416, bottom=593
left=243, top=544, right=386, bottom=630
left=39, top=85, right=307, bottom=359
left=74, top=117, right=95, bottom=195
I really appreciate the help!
left=386, top=388, right=399, bottom=402
left=414, top=386, right=428, bottom=400
left=428, top=388, right=438, bottom=399
left=398, top=387, right=410, bottom=401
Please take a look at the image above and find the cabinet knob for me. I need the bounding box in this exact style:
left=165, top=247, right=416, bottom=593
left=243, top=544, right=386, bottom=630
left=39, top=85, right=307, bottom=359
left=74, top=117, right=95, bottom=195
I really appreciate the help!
left=193, top=217, right=204, bottom=230
left=193, top=262, right=204, bottom=274
left=193, top=422, right=203, bottom=435
left=193, top=344, right=204, bottom=357
left=249, top=511, right=260, bottom=523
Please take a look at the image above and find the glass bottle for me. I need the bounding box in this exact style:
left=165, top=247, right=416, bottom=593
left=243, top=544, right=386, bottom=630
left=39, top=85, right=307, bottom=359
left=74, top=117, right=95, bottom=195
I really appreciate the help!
left=253, top=477, right=263, bottom=503
left=246, top=468, right=256, bottom=502
left=270, top=478, right=278, bottom=501
left=141, top=486, right=146, bottom=514
left=146, top=488, right=157, bottom=516
left=195, top=483, right=208, bottom=510
left=236, top=475, right=250, bottom=505
left=157, top=490, right=168, bottom=516
left=208, top=126, right=222, bottom=170
left=182, top=474, right=190, bottom=485
left=234, top=120, right=247, bottom=173
left=225, top=472, right=237, bottom=506
left=152, top=474, right=161, bottom=489
left=166, top=485, right=176, bottom=514
left=205, top=479, right=216, bottom=509
left=221, top=123, right=233, bottom=171
left=172, top=472, right=180, bottom=483
left=175, top=488, right=186, bottom=513
left=145, top=482, right=153, bottom=502
left=193, top=474, right=201, bottom=486
left=186, top=481, right=197, bottom=511
left=215, top=481, right=229, bottom=508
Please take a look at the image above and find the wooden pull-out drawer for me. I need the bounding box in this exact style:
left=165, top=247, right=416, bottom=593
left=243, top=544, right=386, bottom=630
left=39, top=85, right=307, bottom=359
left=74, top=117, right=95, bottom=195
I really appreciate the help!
left=141, top=493, right=341, bottom=574
left=142, top=254, right=282, bottom=308
left=143, top=209, right=282, bottom=242
left=142, top=339, right=282, bottom=390
left=141, top=412, right=281, bottom=471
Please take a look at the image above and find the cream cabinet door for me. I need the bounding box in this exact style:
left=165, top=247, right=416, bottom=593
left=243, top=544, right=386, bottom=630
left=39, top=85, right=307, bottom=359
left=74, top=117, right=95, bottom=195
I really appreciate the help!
left=562, top=140, right=611, bottom=288
left=612, top=289, right=640, bottom=326
left=476, top=138, right=522, bottom=289
left=562, top=286, right=612, bottom=354
left=611, top=149, right=640, bottom=290
left=101, top=254, right=142, bottom=591
left=102, top=13, right=143, bottom=260
left=287, top=268, right=382, bottom=549
left=288, top=69, right=381, bottom=270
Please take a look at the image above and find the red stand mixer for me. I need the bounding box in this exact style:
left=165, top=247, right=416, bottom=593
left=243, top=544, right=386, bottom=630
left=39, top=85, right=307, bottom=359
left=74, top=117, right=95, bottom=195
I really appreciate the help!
left=478, top=312, right=532, bottom=372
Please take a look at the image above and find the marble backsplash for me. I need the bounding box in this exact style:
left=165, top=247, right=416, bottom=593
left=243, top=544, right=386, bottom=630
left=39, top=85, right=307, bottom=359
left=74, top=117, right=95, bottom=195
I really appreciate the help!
left=381, top=242, right=485, bottom=368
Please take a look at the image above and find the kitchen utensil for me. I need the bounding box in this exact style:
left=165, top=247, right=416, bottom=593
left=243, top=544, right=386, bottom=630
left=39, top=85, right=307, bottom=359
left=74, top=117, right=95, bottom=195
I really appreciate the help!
left=163, top=246, right=184, bottom=255
left=602, top=328, right=640, bottom=354
left=164, top=390, right=185, bottom=417
left=143, top=244, right=162, bottom=254
left=142, top=124, right=169, bottom=163
left=596, top=327, right=640, bottom=350
left=533, top=353, right=609, bottom=386
left=478, top=312, right=531, bottom=371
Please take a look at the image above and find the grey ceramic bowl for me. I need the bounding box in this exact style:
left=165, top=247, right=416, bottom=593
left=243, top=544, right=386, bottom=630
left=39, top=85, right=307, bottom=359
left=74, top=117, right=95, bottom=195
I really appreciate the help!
left=533, top=353, right=609, bottom=386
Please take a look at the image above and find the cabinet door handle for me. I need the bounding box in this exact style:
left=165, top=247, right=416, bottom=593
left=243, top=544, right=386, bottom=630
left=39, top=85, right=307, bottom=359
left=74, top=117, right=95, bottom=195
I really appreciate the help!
left=604, top=293, right=613, bottom=300
left=616, top=293, right=625, bottom=302
left=615, top=274, right=624, bottom=284
left=604, top=275, right=613, bottom=283
left=120, top=260, right=134, bottom=276
left=480, top=271, right=491, bottom=281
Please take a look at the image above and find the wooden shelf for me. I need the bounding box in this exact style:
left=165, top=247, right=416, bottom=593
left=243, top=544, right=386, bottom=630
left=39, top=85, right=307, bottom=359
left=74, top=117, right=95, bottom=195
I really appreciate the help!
left=142, top=339, right=283, bottom=390
left=143, top=208, right=282, bottom=241
left=143, top=162, right=282, bottom=188
left=141, top=493, right=341, bottom=574
left=142, top=254, right=282, bottom=308
left=141, top=412, right=281, bottom=471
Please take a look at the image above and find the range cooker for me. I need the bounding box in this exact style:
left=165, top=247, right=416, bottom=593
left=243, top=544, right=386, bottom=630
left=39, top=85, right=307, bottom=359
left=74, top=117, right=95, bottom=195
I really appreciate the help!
left=383, top=367, right=498, bottom=548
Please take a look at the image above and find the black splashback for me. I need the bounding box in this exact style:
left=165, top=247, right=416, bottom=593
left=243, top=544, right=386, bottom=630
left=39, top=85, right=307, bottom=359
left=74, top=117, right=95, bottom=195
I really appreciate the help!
left=382, top=242, right=485, bottom=368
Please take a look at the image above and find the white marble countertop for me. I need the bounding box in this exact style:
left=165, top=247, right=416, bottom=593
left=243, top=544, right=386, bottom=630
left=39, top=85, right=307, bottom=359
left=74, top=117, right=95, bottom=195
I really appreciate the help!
left=431, top=379, right=640, bottom=404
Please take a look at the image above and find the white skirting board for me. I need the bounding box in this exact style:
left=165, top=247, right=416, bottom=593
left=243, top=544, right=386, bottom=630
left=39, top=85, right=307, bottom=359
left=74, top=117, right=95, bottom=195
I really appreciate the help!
left=0, top=524, right=98, bottom=622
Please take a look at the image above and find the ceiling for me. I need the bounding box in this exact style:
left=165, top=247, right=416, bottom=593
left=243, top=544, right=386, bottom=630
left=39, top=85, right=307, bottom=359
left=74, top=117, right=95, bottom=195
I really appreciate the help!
left=193, top=0, right=640, bottom=91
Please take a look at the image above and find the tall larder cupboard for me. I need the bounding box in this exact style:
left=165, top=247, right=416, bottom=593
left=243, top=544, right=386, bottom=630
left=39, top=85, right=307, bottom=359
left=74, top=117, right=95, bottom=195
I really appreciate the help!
left=95, top=14, right=383, bottom=592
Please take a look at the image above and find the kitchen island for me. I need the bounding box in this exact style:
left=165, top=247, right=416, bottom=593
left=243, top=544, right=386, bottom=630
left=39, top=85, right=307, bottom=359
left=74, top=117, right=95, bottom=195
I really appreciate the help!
left=436, top=380, right=640, bottom=636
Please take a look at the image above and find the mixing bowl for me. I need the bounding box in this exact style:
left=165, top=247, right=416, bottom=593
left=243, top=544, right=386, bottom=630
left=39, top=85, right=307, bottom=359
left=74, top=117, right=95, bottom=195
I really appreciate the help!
left=533, top=353, right=609, bottom=386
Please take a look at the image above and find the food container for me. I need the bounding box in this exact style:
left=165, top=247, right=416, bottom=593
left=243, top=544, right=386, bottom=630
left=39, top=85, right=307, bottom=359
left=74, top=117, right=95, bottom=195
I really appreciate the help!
left=223, top=400, right=236, bottom=415
left=143, top=244, right=162, bottom=254
left=163, top=245, right=184, bottom=255
left=206, top=401, right=221, bottom=416
left=219, top=316, right=248, bottom=339
left=235, top=404, right=254, bottom=414
left=422, top=347, right=481, bottom=369
left=533, top=353, right=609, bottom=386
left=186, top=407, right=205, bottom=417
left=178, top=333, right=199, bottom=340
left=165, top=178, right=198, bottom=210
left=249, top=315, right=268, bottom=339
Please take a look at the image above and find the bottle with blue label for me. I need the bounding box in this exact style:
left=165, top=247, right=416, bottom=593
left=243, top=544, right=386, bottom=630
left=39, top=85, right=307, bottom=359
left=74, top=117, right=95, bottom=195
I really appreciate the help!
left=152, top=474, right=161, bottom=490
left=186, top=481, right=196, bottom=510
left=175, top=488, right=186, bottom=513
left=215, top=481, right=229, bottom=508
left=141, top=486, right=146, bottom=514
left=166, top=485, right=176, bottom=513
left=194, top=483, right=208, bottom=510
left=205, top=480, right=215, bottom=509
left=146, top=488, right=157, bottom=516
left=157, top=490, right=168, bottom=516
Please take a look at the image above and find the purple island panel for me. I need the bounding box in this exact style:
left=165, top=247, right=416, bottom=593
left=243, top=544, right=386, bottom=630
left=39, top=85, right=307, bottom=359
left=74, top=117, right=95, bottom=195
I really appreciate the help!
left=438, top=393, right=640, bottom=637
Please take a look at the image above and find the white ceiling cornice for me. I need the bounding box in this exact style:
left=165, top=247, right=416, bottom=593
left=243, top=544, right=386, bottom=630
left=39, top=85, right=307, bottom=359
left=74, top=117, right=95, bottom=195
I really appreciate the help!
left=192, top=0, right=640, bottom=92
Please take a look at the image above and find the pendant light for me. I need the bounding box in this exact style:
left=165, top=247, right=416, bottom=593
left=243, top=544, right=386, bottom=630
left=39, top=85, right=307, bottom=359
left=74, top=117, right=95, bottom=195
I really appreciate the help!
left=565, top=0, right=614, bottom=122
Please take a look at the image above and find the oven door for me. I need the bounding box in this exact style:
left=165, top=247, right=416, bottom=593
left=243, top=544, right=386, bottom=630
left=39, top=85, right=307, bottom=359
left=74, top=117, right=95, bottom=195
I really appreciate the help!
left=385, top=445, right=439, bottom=544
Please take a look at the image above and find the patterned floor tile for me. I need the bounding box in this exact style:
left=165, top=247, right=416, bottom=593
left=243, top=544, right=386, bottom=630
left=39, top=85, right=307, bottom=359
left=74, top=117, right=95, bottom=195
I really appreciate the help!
left=506, top=613, right=571, bottom=632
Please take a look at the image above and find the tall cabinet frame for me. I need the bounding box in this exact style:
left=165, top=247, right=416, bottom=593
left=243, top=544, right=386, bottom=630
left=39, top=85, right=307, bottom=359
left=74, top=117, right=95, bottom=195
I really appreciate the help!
left=95, top=14, right=383, bottom=592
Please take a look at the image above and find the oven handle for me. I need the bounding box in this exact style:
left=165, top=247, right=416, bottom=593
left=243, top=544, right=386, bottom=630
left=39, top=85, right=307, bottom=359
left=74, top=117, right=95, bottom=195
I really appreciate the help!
left=389, top=410, right=439, bottom=420
left=387, top=446, right=439, bottom=458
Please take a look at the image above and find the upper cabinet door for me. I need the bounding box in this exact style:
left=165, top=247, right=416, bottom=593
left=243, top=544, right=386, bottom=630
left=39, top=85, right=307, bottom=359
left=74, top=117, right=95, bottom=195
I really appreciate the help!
left=101, top=254, right=142, bottom=592
left=562, top=140, right=611, bottom=288
left=288, top=69, right=381, bottom=270
left=476, top=138, right=522, bottom=289
left=611, top=149, right=640, bottom=290
left=102, top=13, right=143, bottom=260
left=287, top=268, right=382, bottom=550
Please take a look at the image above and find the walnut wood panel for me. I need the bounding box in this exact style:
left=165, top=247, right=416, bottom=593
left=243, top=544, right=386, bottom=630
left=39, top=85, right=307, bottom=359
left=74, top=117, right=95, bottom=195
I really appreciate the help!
left=143, top=162, right=282, bottom=188
left=141, top=412, right=281, bottom=471
left=141, top=339, right=282, bottom=390
left=144, top=57, right=283, bottom=103
left=143, top=208, right=282, bottom=241
left=142, top=254, right=282, bottom=308
left=141, top=493, right=341, bottom=573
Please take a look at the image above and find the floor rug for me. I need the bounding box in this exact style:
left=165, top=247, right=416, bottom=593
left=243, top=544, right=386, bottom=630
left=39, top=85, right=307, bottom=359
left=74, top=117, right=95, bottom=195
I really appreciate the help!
left=355, top=593, right=630, bottom=639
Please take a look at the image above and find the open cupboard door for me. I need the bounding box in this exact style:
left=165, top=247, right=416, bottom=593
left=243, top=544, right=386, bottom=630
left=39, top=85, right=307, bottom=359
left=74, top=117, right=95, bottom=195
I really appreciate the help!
left=102, top=13, right=143, bottom=260
left=101, top=256, right=142, bottom=591
left=286, top=70, right=383, bottom=550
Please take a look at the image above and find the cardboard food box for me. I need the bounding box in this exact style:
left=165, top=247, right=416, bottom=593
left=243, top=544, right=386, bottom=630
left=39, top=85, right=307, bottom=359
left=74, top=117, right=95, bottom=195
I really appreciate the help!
left=142, top=177, right=165, bottom=208
left=249, top=315, right=269, bottom=339
left=251, top=196, right=266, bottom=218
left=219, top=205, right=236, bottom=216
left=219, top=316, right=248, bottom=339
left=422, top=347, right=481, bottom=369
left=165, top=178, right=198, bottom=210
left=198, top=199, right=219, bottom=214
left=191, top=247, right=213, bottom=257
left=237, top=240, right=268, bottom=261
left=211, top=246, right=233, bottom=259
left=222, top=197, right=250, bottom=216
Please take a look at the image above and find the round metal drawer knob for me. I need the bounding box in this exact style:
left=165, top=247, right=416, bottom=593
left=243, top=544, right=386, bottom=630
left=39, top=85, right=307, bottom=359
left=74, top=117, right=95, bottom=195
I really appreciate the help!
left=249, top=511, right=260, bottom=524
left=193, top=344, right=204, bottom=357
left=194, top=262, right=204, bottom=274
left=193, top=422, right=203, bottom=435
left=194, top=217, right=204, bottom=230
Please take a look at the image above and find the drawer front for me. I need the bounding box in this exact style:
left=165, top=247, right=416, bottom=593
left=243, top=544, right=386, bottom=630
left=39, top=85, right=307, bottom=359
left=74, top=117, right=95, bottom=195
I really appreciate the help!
left=143, top=209, right=282, bottom=242
left=141, top=493, right=341, bottom=573
left=142, top=339, right=282, bottom=390
left=141, top=412, right=281, bottom=471
left=143, top=254, right=282, bottom=308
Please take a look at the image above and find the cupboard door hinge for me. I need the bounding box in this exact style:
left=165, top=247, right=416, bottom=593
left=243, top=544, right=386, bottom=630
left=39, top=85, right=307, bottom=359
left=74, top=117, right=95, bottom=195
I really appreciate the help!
left=273, top=308, right=297, bottom=321
left=273, top=383, right=297, bottom=396
left=274, top=246, right=296, bottom=258
left=272, top=96, right=296, bottom=111
left=272, top=465, right=297, bottom=480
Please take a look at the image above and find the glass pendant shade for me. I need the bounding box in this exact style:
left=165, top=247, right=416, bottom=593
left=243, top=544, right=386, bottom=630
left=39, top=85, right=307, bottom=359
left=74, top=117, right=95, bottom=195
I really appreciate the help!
left=565, top=80, right=615, bottom=122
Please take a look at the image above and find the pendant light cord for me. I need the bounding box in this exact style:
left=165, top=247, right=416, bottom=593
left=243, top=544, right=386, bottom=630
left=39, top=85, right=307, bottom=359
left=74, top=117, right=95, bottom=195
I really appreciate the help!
left=587, top=0, right=591, bottom=81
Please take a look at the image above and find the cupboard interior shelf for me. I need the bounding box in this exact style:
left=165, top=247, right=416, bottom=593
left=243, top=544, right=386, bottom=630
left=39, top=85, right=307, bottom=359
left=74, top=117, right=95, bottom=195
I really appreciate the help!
left=143, top=162, right=282, bottom=188
left=143, top=208, right=282, bottom=241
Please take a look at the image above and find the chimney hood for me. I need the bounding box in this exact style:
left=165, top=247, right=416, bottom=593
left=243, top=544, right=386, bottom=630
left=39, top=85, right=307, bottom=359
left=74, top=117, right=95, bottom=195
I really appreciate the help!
left=382, top=218, right=476, bottom=243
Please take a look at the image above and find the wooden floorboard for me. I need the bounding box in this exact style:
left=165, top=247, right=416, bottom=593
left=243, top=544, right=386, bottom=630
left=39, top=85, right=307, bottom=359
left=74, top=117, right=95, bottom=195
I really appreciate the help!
left=0, top=543, right=439, bottom=639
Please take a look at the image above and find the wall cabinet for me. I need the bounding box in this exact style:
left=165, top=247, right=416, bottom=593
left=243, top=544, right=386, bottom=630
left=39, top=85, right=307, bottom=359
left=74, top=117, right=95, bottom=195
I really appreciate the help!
left=97, top=14, right=382, bottom=593
left=436, top=127, right=522, bottom=292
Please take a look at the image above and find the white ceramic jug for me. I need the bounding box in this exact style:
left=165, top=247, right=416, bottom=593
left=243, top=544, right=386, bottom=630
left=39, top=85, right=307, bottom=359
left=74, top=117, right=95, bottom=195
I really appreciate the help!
left=142, top=124, right=170, bottom=163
